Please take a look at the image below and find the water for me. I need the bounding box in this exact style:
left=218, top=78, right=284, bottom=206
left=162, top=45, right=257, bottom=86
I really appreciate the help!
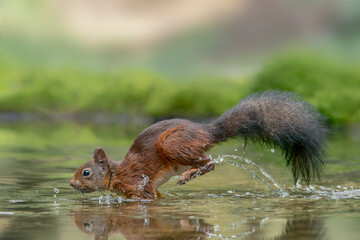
left=213, top=154, right=289, bottom=197
left=0, top=122, right=359, bottom=240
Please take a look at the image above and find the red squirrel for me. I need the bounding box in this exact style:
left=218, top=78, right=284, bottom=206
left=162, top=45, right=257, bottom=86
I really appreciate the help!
left=70, top=91, right=327, bottom=199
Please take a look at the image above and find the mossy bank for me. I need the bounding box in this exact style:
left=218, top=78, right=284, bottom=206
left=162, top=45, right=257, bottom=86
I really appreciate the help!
left=0, top=53, right=359, bottom=125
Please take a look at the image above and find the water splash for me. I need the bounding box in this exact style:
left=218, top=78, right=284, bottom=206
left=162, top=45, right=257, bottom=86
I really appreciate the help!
left=290, top=182, right=360, bottom=200
left=210, top=154, right=360, bottom=200
left=213, top=154, right=289, bottom=197
left=137, top=174, right=150, bottom=191
left=98, top=195, right=124, bottom=204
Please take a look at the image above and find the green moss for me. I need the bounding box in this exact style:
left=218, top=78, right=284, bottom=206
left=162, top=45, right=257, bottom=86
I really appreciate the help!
left=0, top=52, right=359, bottom=124
left=253, top=53, right=360, bottom=124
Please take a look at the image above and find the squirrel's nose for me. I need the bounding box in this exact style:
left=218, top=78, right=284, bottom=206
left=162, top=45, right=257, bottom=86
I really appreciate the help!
left=70, top=179, right=82, bottom=189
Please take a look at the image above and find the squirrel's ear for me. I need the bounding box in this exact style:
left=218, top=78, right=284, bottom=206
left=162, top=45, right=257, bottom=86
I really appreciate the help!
left=94, top=147, right=107, bottom=161
left=93, top=147, right=109, bottom=173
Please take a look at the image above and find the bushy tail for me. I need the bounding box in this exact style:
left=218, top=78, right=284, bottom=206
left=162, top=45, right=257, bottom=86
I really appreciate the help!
left=209, top=90, right=328, bottom=184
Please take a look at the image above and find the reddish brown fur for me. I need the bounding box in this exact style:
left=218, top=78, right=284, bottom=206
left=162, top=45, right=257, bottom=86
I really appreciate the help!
left=111, top=120, right=216, bottom=198
left=72, top=203, right=213, bottom=240
left=70, top=119, right=216, bottom=199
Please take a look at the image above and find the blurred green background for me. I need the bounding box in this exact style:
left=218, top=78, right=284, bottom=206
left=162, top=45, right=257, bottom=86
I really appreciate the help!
left=0, top=0, right=359, bottom=125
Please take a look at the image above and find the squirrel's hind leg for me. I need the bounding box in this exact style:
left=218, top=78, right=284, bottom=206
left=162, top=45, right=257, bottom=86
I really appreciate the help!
left=177, top=156, right=215, bottom=185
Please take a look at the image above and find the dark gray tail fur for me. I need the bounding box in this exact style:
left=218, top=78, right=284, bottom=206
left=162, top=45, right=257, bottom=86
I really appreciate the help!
left=209, top=90, right=328, bottom=184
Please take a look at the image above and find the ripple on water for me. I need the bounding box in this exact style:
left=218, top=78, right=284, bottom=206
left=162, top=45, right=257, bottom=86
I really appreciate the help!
left=290, top=184, right=360, bottom=200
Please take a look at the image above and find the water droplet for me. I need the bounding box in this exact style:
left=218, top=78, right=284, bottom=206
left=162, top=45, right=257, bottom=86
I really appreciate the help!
left=144, top=218, right=150, bottom=227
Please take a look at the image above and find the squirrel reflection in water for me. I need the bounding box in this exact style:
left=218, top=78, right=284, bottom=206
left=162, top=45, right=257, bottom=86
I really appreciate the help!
left=72, top=202, right=327, bottom=240
left=72, top=202, right=213, bottom=240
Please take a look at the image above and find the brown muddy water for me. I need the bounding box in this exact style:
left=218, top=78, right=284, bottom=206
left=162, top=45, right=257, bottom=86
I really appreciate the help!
left=0, top=122, right=359, bottom=240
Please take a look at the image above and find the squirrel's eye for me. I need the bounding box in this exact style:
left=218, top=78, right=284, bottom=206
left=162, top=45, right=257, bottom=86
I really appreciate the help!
left=83, top=170, right=91, bottom=177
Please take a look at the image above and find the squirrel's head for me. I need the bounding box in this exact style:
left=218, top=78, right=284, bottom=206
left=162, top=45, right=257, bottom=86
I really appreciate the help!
left=70, top=148, right=112, bottom=193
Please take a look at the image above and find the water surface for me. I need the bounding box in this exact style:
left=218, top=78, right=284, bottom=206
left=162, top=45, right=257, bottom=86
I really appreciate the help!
left=0, top=122, right=359, bottom=240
